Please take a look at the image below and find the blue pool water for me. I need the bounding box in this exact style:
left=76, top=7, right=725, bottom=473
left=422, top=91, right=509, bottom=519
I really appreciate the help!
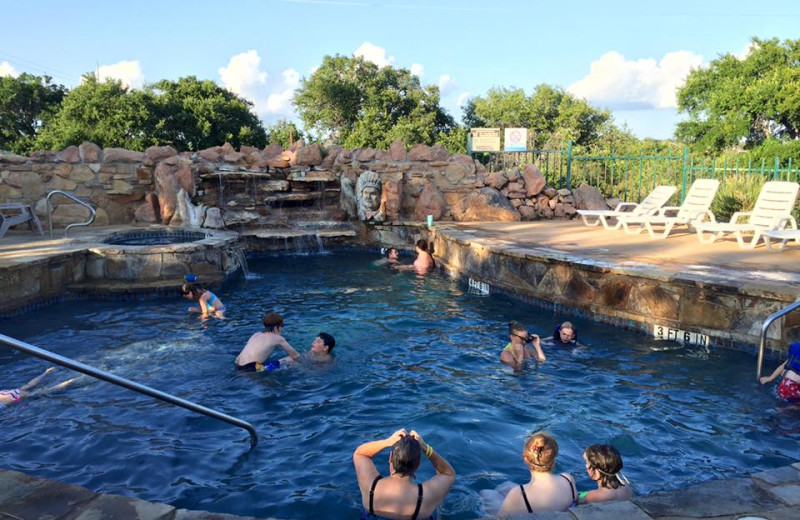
left=0, top=251, right=797, bottom=519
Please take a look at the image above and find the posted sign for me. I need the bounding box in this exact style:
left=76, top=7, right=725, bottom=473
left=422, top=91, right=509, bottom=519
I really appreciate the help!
left=470, top=128, right=501, bottom=152
left=504, top=128, right=527, bottom=152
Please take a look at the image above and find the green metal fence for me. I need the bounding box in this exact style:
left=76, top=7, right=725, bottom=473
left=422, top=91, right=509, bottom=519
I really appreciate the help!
left=474, top=143, right=800, bottom=204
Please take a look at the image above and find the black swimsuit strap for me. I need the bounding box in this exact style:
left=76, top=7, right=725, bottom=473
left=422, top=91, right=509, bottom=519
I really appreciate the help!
left=369, top=475, right=383, bottom=515
left=560, top=474, right=576, bottom=501
left=519, top=484, right=533, bottom=513
left=411, top=483, right=423, bottom=520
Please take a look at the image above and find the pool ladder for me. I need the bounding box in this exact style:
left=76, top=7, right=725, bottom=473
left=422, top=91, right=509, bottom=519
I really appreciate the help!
left=46, top=190, right=96, bottom=238
left=0, top=333, right=258, bottom=447
left=756, top=299, right=800, bottom=381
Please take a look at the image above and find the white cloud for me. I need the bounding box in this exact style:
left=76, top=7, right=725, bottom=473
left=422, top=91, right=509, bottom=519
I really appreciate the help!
left=97, top=60, right=145, bottom=89
left=567, top=50, right=703, bottom=110
left=218, top=50, right=300, bottom=121
left=410, top=63, right=424, bottom=76
left=438, top=74, right=456, bottom=95
left=218, top=50, right=268, bottom=96
left=0, top=61, right=18, bottom=77
left=734, top=41, right=757, bottom=60
left=456, top=92, right=471, bottom=108
left=354, top=41, right=395, bottom=68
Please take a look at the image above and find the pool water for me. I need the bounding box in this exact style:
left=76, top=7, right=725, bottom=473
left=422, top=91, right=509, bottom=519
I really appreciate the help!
left=1, top=251, right=797, bottom=519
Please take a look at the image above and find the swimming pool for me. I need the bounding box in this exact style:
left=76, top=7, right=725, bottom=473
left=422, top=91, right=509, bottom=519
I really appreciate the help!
left=0, top=251, right=796, bottom=519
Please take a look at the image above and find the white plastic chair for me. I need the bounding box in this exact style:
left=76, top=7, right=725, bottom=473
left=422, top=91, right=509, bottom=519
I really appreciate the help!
left=694, top=181, right=799, bottom=249
left=617, top=178, right=720, bottom=238
left=760, top=229, right=800, bottom=251
left=0, top=203, right=44, bottom=239
left=577, top=185, right=677, bottom=230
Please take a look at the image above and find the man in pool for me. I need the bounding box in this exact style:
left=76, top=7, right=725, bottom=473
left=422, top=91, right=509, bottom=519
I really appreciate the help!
left=501, top=321, right=546, bottom=366
left=552, top=321, right=578, bottom=345
left=234, top=312, right=300, bottom=372
left=280, top=332, right=337, bottom=365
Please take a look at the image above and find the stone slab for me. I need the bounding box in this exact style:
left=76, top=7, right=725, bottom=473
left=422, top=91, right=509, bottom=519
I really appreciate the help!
left=173, top=510, right=276, bottom=520
left=633, top=478, right=784, bottom=517
left=752, top=466, right=800, bottom=486
left=767, top=484, right=800, bottom=506
left=0, top=469, right=47, bottom=502
left=0, top=472, right=97, bottom=519
left=65, top=493, right=175, bottom=520
left=571, top=500, right=653, bottom=520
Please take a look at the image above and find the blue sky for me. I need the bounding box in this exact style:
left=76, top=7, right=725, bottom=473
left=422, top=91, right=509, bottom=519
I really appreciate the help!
left=1, top=0, right=798, bottom=140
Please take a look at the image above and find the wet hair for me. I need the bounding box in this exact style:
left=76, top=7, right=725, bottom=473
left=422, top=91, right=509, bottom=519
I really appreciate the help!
left=415, top=239, right=429, bottom=252
left=584, top=444, right=625, bottom=489
left=181, top=284, right=203, bottom=298
left=391, top=435, right=421, bottom=477
left=560, top=321, right=574, bottom=332
left=509, top=321, right=528, bottom=338
left=318, top=332, right=336, bottom=352
left=523, top=431, right=558, bottom=472
left=385, top=247, right=398, bottom=258
left=262, top=312, right=284, bottom=332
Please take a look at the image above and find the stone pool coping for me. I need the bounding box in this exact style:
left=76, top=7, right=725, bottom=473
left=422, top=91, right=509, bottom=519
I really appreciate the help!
left=2, top=463, right=798, bottom=519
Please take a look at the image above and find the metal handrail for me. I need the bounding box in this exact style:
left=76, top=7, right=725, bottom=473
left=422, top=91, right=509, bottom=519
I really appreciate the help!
left=756, top=299, right=800, bottom=381
left=0, top=333, right=258, bottom=447
left=46, top=190, right=96, bottom=238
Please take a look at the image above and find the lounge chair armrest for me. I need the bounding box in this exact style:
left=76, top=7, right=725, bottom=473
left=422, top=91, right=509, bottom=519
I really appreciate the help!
left=657, top=205, right=680, bottom=217
left=615, top=202, right=637, bottom=212
left=729, top=211, right=751, bottom=224
left=774, top=216, right=798, bottom=230
left=691, top=210, right=715, bottom=223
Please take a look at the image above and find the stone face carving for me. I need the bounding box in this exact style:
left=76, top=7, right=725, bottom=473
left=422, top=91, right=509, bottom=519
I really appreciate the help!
left=356, top=170, right=384, bottom=221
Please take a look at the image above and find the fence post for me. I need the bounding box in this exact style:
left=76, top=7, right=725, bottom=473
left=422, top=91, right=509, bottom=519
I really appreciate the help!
left=566, top=141, right=573, bottom=190
left=681, top=147, right=689, bottom=203
left=773, top=156, right=780, bottom=180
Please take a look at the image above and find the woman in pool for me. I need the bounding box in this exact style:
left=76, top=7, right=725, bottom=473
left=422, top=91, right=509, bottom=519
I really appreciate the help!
left=578, top=444, right=633, bottom=504
left=496, top=432, right=576, bottom=516
left=181, top=283, right=226, bottom=319
left=1, top=367, right=77, bottom=409
left=395, top=240, right=435, bottom=273
left=760, top=341, right=800, bottom=401
left=354, top=428, right=455, bottom=520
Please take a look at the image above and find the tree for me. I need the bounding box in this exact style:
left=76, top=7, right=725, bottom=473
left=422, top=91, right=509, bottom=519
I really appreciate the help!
left=148, top=76, right=266, bottom=151
left=0, top=73, right=66, bottom=154
left=676, top=37, right=800, bottom=154
left=463, top=84, right=612, bottom=148
left=36, top=74, right=155, bottom=151
left=266, top=119, right=305, bottom=148
left=293, top=55, right=454, bottom=148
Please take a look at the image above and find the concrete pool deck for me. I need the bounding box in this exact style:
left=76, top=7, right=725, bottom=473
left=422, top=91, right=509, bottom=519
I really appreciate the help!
left=1, top=463, right=799, bottom=519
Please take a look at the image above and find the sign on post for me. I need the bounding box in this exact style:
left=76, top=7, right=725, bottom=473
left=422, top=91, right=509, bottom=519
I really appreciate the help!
left=504, top=128, right=527, bottom=152
left=470, top=128, right=501, bottom=152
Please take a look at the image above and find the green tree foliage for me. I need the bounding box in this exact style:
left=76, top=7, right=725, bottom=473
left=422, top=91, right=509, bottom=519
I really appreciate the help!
left=676, top=37, right=800, bottom=154
left=463, top=84, right=612, bottom=148
left=293, top=55, right=454, bottom=148
left=0, top=73, right=66, bottom=154
left=36, top=75, right=266, bottom=152
left=36, top=74, right=155, bottom=151
left=148, top=76, right=266, bottom=151
left=266, top=119, right=305, bottom=148
left=436, top=126, right=469, bottom=154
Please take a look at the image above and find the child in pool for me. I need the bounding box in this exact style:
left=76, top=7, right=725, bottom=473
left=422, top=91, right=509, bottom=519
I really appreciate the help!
left=181, top=283, right=226, bottom=319
left=1, top=367, right=77, bottom=408
left=760, top=341, right=800, bottom=401
left=578, top=444, right=633, bottom=504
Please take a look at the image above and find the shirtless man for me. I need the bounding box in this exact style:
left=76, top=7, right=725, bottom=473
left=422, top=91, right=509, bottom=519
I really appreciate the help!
left=500, top=321, right=546, bottom=367
left=234, top=312, right=300, bottom=372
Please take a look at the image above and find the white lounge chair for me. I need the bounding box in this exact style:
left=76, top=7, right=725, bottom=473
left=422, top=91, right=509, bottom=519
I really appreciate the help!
left=761, top=229, right=800, bottom=251
left=617, top=178, right=720, bottom=238
left=0, top=203, right=44, bottom=239
left=577, top=185, right=677, bottom=230
left=694, top=181, right=800, bottom=249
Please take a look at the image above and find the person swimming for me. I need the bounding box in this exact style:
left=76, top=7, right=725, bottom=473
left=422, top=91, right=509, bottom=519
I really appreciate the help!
left=234, top=312, right=300, bottom=372
left=760, top=341, right=800, bottom=401
left=500, top=321, right=545, bottom=366
left=552, top=321, right=578, bottom=345
left=181, top=283, right=227, bottom=319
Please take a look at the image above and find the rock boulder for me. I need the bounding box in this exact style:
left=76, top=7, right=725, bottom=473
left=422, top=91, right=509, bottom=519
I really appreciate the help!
left=572, top=183, right=607, bottom=210
left=451, top=187, right=520, bottom=222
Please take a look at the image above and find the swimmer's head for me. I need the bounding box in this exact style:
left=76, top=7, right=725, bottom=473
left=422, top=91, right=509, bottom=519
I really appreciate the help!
left=386, top=247, right=399, bottom=260
left=509, top=321, right=531, bottom=343
left=262, top=312, right=284, bottom=332
left=313, top=332, right=336, bottom=354
left=415, top=239, right=429, bottom=253
left=558, top=321, right=576, bottom=343
left=523, top=431, right=558, bottom=472
left=584, top=444, right=625, bottom=489
left=390, top=435, right=421, bottom=477
left=181, top=284, right=202, bottom=299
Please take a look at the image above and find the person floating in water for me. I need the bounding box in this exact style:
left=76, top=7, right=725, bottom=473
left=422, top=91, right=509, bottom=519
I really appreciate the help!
left=182, top=283, right=227, bottom=319
left=280, top=332, right=336, bottom=365
left=552, top=321, right=578, bottom=345
left=500, top=321, right=545, bottom=366
left=234, top=312, right=300, bottom=372
left=760, top=341, right=800, bottom=402
left=375, top=247, right=401, bottom=267
left=578, top=444, right=633, bottom=504
left=1, top=367, right=77, bottom=409
left=354, top=428, right=455, bottom=520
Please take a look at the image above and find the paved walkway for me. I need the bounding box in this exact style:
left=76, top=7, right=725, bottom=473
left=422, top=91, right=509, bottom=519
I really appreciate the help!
left=2, top=463, right=798, bottom=519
